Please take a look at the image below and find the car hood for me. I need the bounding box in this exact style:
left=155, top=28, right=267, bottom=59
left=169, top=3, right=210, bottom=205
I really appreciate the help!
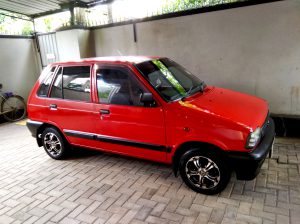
left=178, top=86, right=268, bottom=131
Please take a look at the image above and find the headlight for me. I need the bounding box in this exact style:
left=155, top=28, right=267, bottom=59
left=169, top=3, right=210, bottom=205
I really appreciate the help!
left=245, top=127, right=261, bottom=149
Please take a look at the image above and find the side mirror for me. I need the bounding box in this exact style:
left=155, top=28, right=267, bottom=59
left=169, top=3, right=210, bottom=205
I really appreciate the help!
left=140, top=92, right=156, bottom=106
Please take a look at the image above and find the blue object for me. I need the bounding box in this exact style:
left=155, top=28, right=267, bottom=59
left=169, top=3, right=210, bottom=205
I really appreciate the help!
left=4, top=92, right=13, bottom=98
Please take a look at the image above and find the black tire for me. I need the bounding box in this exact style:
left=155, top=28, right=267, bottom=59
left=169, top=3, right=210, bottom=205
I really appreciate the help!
left=1, top=95, right=26, bottom=122
left=41, top=127, right=68, bottom=160
left=179, top=148, right=231, bottom=195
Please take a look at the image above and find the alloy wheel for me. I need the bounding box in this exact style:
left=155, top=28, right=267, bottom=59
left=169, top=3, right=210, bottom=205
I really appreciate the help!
left=43, top=133, right=62, bottom=157
left=185, top=156, right=220, bottom=189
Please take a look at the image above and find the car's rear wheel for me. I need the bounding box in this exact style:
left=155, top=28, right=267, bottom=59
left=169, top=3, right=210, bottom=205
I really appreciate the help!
left=41, top=127, right=68, bottom=160
left=179, top=148, right=231, bottom=195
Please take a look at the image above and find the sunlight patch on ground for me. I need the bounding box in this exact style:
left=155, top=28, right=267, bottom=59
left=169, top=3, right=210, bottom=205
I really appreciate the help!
left=15, top=119, right=27, bottom=126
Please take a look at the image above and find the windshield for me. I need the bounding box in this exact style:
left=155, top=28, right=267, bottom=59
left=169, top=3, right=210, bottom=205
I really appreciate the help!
left=135, top=58, right=205, bottom=101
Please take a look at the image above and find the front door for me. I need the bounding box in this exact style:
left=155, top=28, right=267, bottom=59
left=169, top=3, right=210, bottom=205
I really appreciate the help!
left=93, top=64, right=167, bottom=163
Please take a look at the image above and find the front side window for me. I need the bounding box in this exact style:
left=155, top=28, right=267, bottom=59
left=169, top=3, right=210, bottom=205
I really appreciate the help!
left=37, top=66, right=57, bottom=97
left=50, top=66, right=91, bottom=102
left=96, top=66, right=148, bottom=106
left=135, top=58, right=205, bottom=101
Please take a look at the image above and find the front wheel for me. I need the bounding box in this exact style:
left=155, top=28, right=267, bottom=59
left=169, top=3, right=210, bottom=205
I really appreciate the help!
left=179, top=148, right=231, bottom=195
left=41, top=128, right=68, bottom=160
left=1, top=95, right=26, bottom=122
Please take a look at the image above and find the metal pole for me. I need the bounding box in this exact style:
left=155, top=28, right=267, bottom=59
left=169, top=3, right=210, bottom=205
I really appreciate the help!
left=70, top=3, right=75, bottom=26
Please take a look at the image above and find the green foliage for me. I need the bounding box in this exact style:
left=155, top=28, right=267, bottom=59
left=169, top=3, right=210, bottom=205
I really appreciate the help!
left=0, top=13, right=33, bottom=35
left=0, top=14, right=5, bottom=23
left=43, top=18, right=52, bottom=33
left=22, top=22, right=33, bottom=35
left=163, top=0, right=241, bottom=13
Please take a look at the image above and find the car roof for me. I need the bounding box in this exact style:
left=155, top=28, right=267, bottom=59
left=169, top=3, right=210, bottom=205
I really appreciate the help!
left=51, top=56, right=161, bottom=66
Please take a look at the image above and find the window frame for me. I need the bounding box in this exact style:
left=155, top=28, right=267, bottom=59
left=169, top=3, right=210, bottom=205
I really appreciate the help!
left=94, top=63, right=156, bottom=107
left=48, top=64, right=93, bottom=103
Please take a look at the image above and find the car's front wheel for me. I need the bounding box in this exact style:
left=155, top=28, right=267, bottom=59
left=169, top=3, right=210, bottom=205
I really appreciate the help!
left=41, top=127, right=68, bottom=160
left=179, top=148, right=231, bottom=195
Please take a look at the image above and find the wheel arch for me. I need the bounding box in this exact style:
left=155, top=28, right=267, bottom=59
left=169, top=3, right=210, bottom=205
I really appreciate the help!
left=36, top=123, right=67, bottom=147
left=172, top=141, right=227, bottom=177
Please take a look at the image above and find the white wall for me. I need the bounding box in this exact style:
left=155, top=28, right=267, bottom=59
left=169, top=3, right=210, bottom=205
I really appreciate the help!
left=56, top=30, right=81, bottom=61
left=0, top=38, right=40, bottom=102
left=92, top=0, right=300, bottom=116
left=56, top=29, right=95, bottom=61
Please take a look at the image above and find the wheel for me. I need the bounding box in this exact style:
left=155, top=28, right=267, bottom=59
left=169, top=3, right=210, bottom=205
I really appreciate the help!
left=41, top=127, right=68, bottom=160
left=1, top=95, right=26, bottom=122
left=179, top=148, right=231, bottom=195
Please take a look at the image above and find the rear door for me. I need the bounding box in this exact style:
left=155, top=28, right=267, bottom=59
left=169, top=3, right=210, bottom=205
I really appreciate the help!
left=46, top=64, right=97, bottom=148
left=92, top=64, right=167, bottom=162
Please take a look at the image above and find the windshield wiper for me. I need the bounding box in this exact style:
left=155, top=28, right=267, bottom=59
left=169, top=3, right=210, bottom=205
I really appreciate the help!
left=199, top=81, right=206, bottom=92
left=181, top=81, right=206, bottom=101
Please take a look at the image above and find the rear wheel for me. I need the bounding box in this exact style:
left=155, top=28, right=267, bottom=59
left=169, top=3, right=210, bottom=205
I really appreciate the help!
left=1, top=95, right=26, bottom=122
left=41, top=127, right=68, bottom=160
left=179, top=148, right=231, bottom=195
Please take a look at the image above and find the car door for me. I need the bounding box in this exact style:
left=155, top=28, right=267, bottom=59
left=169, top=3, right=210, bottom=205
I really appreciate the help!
left=93, top=63, right=168, bottom=163
left=46, top=64, right=98, bottom=148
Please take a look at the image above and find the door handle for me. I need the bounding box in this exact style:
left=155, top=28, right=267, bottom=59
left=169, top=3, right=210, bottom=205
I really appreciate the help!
left=49, top=104, right=57, bottom=109
left=100, top=109, right=110, bottom=115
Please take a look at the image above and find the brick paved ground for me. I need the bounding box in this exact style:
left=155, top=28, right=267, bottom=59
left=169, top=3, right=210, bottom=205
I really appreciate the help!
left=0, top=122, right=299, bottom=224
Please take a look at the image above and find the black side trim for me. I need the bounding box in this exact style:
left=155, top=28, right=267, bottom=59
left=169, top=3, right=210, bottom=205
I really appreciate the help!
left=26, top=119, right=44, bottom=137
left=64, top=130, right=95, bottom=140
left=0, top=35, right=34, bottom=39
left=64, top=130, right=171, bottom=153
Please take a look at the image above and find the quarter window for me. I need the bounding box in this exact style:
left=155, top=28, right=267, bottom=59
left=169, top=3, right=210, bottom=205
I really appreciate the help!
left=37, top=66, right=57, bottom=97
left=50, top=67, right=63, bottom=98
left=96, top=66, right=148, bottom=106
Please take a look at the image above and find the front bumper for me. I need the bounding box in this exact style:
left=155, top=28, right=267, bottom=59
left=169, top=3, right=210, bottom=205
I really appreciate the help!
left=227, top=118, right=275, bottom=180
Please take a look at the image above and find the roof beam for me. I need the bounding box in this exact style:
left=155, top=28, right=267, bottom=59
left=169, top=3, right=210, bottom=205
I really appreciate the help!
left=15, top=0, right=58, bottom=11
left=0, top=0, right=41, bottom=15
left=0, top=0, right=114, bottom=19
left=86, top=0, right=114, bottom=7
left=0, top=12, right=33, bottom=21
left=0, top=7, right=30, bottom=17
left=8, top=0, right=49, bottom=12
left=32, top=8, right=69, bottom=19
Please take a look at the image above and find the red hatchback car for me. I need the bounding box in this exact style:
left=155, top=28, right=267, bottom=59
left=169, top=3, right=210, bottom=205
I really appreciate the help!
left=27, top=56, right=275, bottom=194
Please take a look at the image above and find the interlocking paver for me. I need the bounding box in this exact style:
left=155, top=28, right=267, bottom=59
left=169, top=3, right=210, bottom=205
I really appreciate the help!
left=0, top=123, right=300, bottom=223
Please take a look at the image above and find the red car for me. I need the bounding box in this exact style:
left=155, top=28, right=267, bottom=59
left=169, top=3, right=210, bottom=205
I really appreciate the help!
left=27, top=56, right=275, bottom=194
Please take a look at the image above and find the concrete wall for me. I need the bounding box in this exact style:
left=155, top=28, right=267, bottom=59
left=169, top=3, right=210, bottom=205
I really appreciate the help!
left=0, top=38, right=40, bottom=102
left=92, top=0, right=300, bottom=116
left=56, top=30, right=81, bottom=61
left=78, top=29, right=95, bottom=59
left=56, top=29, right=95, bottom=61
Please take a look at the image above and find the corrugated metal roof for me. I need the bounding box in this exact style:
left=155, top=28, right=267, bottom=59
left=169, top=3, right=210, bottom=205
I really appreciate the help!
left=0, top=0, right=111, bottom=17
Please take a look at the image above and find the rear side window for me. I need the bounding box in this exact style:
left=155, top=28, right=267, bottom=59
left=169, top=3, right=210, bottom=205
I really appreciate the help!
left=37, top=66, right=56, bottom=97
left=50, top=66, right=91, bottom=102
left=63, top=66, right=91, bottom=102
